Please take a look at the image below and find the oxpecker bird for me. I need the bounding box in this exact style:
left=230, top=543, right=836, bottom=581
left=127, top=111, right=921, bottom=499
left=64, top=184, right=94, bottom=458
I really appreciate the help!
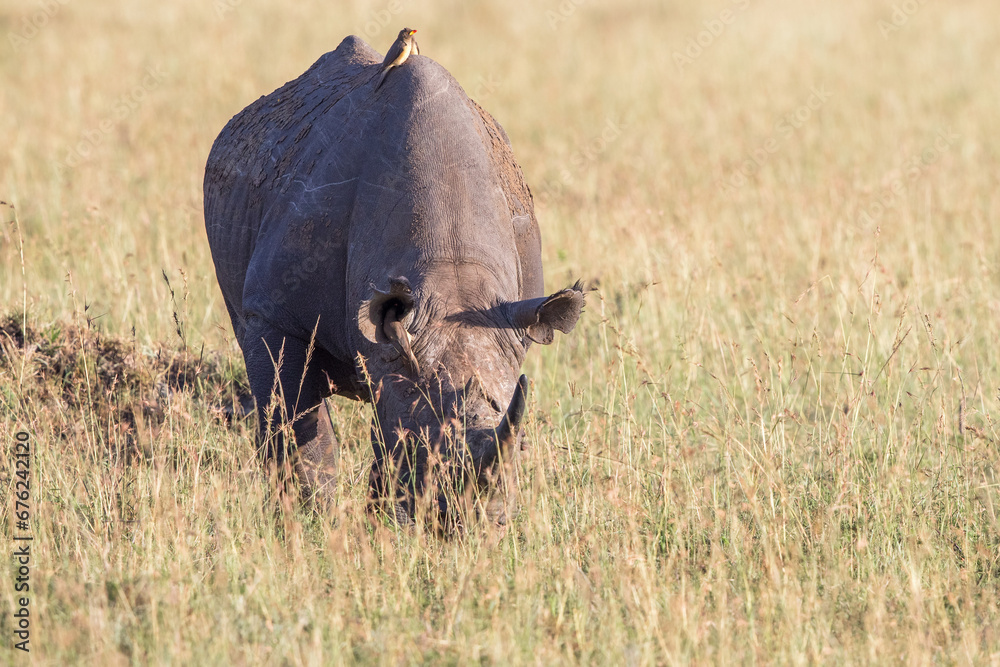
left=376, top=28, right=419, bottom=90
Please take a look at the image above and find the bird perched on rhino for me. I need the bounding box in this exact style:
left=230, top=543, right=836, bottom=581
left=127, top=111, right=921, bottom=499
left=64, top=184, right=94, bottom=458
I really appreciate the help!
left=376, top=28, right=419, bottom=90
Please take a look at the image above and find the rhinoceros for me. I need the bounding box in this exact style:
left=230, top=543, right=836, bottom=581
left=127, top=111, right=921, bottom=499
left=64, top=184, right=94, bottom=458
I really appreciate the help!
left=203, top=35, right=583, bottom=525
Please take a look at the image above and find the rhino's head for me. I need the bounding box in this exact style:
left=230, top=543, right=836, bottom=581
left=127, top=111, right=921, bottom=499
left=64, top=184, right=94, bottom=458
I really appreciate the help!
left=357, top=276, right=584, bottom=526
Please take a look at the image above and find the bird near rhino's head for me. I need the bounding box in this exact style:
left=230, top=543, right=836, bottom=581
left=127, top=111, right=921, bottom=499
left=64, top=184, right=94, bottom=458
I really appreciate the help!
left=357, top=275, right=585, bottom=526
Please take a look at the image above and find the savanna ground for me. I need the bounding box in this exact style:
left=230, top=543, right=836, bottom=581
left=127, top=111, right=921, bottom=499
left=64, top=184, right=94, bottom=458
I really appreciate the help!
left=1, top=0, right=999, bottom=663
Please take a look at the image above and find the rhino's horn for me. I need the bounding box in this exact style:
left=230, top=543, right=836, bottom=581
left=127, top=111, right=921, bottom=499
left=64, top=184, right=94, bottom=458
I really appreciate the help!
left=477, top=374, right=528, bottom=478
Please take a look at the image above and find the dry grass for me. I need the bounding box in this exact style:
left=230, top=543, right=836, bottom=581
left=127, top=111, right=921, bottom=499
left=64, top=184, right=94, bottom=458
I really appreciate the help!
left=2, top=0, right=1000, bottom=663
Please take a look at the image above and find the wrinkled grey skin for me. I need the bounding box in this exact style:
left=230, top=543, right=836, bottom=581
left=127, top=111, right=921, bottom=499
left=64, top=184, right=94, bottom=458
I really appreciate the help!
left=204, top=36, right=583, bottom=525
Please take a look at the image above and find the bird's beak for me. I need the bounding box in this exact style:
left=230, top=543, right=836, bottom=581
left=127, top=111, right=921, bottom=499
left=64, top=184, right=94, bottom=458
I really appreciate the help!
left=409, top=29, right=417, bottom=35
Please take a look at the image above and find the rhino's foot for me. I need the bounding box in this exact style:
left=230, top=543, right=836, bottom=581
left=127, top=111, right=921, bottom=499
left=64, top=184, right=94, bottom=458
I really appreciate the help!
left=293, top=398, right=340, bottom=509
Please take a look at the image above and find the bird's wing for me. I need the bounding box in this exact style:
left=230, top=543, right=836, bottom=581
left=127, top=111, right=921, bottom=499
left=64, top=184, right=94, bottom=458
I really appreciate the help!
left=381, top=40, right=403, bottom=68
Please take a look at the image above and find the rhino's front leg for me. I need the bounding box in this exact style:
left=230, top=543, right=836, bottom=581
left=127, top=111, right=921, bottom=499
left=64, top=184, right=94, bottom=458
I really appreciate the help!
left=293, top=399, right=339, bottom=506
left=243, top=318, right=339, bottom=506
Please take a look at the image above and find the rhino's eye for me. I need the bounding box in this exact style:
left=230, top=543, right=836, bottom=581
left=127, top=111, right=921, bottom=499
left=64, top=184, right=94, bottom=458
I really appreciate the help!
left=487, top=396, right=503, bottom=413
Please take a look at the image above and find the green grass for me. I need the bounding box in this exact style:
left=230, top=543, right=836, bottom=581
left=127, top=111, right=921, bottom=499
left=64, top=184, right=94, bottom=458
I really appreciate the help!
left=2, top=0, right=999, bottom=663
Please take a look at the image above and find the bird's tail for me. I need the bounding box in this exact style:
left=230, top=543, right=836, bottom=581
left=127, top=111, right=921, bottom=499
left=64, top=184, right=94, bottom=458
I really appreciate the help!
left=375, top=68, right=390, bottom=91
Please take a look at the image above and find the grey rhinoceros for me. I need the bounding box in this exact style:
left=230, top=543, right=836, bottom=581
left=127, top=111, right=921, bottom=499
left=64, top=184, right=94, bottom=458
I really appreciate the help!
left=203, top=35, right=583, bottom=525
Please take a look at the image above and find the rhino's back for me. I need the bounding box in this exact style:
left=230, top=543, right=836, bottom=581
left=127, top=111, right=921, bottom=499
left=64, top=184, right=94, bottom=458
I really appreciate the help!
left=203, top=36, right=380, bottom=344
left=204, top=36, right=543, bottom=361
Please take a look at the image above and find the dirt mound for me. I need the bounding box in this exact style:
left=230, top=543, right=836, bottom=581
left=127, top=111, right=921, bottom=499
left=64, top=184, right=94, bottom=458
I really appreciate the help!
left=0, top=313, right=251, bottom=456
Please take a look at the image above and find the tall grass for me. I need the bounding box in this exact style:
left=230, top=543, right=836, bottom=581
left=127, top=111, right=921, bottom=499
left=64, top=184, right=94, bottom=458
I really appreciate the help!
left=1, top=0, right=999, bottom=662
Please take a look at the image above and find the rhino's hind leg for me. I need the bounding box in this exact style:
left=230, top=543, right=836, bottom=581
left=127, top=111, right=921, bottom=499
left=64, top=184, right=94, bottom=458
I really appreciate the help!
left=243, top=319, right=340, bottom=507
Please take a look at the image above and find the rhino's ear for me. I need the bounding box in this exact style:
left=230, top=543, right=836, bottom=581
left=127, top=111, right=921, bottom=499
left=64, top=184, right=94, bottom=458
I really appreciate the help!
left=359, top=276, right=415, bottom=344
left=509, top=282, right=585, bottom=345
